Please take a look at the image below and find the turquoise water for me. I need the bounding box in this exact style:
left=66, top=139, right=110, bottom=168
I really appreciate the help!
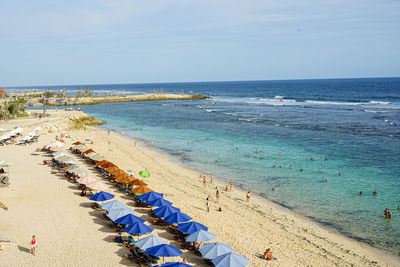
left=28, top=78, right=400, bottom=255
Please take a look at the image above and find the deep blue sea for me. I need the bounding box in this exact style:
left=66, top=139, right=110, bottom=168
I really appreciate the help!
left=19, top=78, right=400, bottom=255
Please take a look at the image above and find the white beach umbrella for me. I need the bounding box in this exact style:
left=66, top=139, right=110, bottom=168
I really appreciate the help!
left=68, top=167, right=87, bottom=178
left=86, top=180, right=107, bottom=191
left=33, top=126, right=42, bottom=132
left=72, top=144, right=86, bottom=151
left=47, top=141, right=64, bottom=148
left=14, top=127, right=24, bottom=133
left=0, top=128, right=6, bottom=132
left=22, top=136, right=32, bottom=141
left=89, top=154, right=104, bottom=162
left=53, top=151, right=71, bottom=158
left=8, top=129, right=18, bottom=135
left=77, top=176, right=98, bottom=185
left=85, top=152, right=97, bottom=158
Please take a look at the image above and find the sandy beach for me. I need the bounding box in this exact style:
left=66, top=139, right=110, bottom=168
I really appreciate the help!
left=1, top=110, right=399, bottom=267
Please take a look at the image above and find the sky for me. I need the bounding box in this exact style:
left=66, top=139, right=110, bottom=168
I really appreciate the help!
left=0, top=0, right=400, bottom=87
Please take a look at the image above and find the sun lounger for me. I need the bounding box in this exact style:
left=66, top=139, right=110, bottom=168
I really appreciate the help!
left=181, top=240, right=195, bottom=250
left=91, top=202, right=101, bottom=209
left=259, top=256, right=278, bottom=260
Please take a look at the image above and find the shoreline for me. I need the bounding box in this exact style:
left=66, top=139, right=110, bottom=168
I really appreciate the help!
left=1, top=110, right=399, bottom=266
left=98, top=116, right=399, bottom=261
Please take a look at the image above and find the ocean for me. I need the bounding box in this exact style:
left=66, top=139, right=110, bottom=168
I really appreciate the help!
left=22, top=78, right=400, bottom=255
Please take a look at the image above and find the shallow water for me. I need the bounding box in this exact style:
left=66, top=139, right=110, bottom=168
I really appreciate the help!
left=25, top=78, right=400, bottom=255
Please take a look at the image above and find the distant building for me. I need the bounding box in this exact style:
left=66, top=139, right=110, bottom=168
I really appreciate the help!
left=0, top=87, right=6, bottom=96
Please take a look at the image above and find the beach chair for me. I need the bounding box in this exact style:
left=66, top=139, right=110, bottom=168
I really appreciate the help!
left=91, top=202, right=101, bottom=209
left=144, top=258, right=160, bottom=267
left=181, top=240, right=195, bottom=250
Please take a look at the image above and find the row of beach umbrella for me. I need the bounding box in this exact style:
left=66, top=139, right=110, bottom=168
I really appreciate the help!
left=89, top=192, right=186, bottom=265
left=72, top=140, right=249, bottom=266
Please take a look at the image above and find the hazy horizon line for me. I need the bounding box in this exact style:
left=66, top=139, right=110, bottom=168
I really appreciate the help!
left=3, top=76, right=400, bottom=89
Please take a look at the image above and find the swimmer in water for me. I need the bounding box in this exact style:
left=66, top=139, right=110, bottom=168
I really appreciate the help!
left=289, top=165, right=292, bottom=168
left=338, top=172, right=341, bottom=176
left=272, top=188, right=275, bottom=191
left=324, top=157, right=328, bottom=161
left=272, top=165, right=275, bottom=168
left=279, top=152, right=282, bottom=156
left=384, top=208, right=392, bottom=219
left=300, top=168, right=303, bottom=172
left=255, top=149, right=258, bottom=153
left=359, top=191, right=363, bottom=195
left=398, top=205, right=400, bottom=211
left=311, top=157, right=315, bottom=161
left=373, top=190, right=377, bottom=196
left=326, top=178, right=329, bottom=183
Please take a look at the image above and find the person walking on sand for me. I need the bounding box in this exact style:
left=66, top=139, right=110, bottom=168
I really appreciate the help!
left=216, top=190, right=220, bottom=203
left=206, top=198, right=210, bottom=212
left=246, top=191, right=251, bottom=202
left=31, top=235, right=37, bottom=256
left=210, top=174, right=214, bottom=184
left=203, top=176, right=207, bottom=189
left=229, top=180, right=233, bottom=191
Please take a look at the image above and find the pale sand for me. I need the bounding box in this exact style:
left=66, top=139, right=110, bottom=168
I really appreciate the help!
left=0, top=110, right=399, bottom=267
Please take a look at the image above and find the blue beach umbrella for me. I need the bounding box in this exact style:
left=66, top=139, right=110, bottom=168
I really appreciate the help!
left=101, top=200, right=128, bottom=211
left=135, top=235, right=167, bottom=250
left=185, top=229, right=216, bottom=243
left=114, top=213, right=145, bottom=224
left=90, top=191, right=114, bottom=202
left=107, top=208, right=136, bottom=221
left=161, top=263, right=193, bottom=267
left=199, top=242, right=234, bottom=259
left=139, top=191, right=163, bottom=202
left=145, top=244, right=182, bottom=258
left=153, top=206, right=181, bottom=218
left=122, top=222, right=154, bottom=235
left=146, top=198, right=172, bottom=207
left=211, top=252, right=250, bottom=267
left=177, top=221, right=208, bottom=234
left=164, top=212, right=192, bottom=224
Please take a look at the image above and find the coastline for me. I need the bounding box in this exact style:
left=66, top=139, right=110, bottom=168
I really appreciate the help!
left=118, top=129, right=398, bottom=261
left=1, top=110, right=399, bottom=266
left=98, top=125, right=391, bottom=251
